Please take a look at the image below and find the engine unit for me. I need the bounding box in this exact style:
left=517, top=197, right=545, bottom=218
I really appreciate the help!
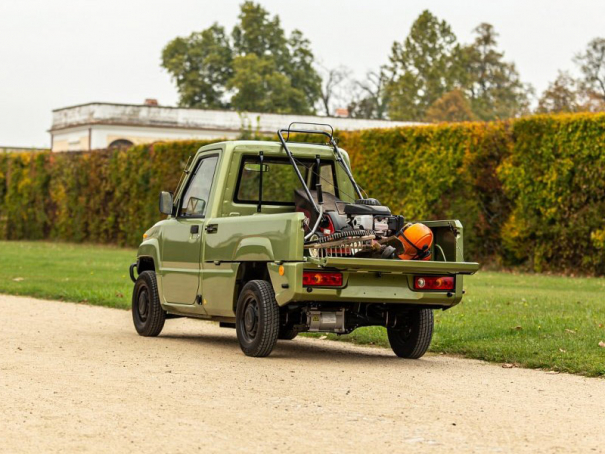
left=304, top=308, right=346, bottom=333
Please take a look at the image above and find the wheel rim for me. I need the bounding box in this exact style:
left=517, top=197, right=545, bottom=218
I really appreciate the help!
left=240, top=294, right=259, bottom=343
left=395, top=323, right=413, bottom=342
left=137, top=288, right=150, bottom=321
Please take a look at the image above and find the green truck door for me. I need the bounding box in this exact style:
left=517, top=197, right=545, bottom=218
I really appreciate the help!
left=160, top=154, right=219, bottom=305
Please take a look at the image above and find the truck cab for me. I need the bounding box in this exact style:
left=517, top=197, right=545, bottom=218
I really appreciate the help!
left=131, top=124, right=479, bottom=357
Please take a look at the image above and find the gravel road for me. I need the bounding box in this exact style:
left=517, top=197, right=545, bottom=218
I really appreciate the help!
left=1, top=294, right=604, bottom=453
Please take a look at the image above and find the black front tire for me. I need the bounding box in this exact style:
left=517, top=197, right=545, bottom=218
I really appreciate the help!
left=132, top=270, right=166, bottom=337
left=236, top=280, right=280, bottom=357
left=387, top=309, right=434, bottom=359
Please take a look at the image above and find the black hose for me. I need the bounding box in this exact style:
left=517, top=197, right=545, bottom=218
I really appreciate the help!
left=315, top=229, right=374, bottom=244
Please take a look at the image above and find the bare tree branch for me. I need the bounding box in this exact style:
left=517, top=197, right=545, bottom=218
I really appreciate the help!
left=317, top=65, right=349, bottom=116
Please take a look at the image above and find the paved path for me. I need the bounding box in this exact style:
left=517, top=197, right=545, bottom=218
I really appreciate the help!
left=1, top=294, right=604, bottom=453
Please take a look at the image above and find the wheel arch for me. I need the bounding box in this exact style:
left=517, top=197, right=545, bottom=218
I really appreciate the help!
left=137, top=255, right=156, bottom=273
left=137, top=239, right=160, bottom=274
left=232, top=262, right=271, bottom=313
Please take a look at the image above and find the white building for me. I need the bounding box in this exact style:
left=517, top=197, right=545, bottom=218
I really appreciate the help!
left=50, top=101, right=419, bottom=152
left=0, top=146, right=48, bottom=153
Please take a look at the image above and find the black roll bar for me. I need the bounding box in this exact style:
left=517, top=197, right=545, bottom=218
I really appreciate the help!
left=276, top=122, right=364, bottom=215
left=284, top=122, right=334, bottom=142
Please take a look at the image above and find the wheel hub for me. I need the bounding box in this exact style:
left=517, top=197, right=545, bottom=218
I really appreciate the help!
left=138, top=289, right=149, bottom=321
left=244, top=304, right=257, bottom=333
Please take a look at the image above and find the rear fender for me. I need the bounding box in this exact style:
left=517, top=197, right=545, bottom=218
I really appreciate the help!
left=234, top=237, right=274, bottom=261
left=203, top=212, right=305, bottom=263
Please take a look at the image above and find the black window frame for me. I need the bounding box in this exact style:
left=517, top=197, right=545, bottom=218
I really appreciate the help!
left=233, top=154, right=339, bottom=206
left=177, top=153, right=220, bottom=219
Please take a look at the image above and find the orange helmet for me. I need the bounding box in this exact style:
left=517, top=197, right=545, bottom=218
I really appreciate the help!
left=397, top=223, right=433, bottom=261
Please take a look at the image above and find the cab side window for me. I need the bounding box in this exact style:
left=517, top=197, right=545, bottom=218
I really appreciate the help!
left=180, top=155, right=218, bottom=217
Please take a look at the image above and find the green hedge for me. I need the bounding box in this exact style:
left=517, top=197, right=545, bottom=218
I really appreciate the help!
left=0, top=141, right=212, bottom=247
left=1, top=113, right=604, bottom=275
left=498, top=114, right=605, bottom=274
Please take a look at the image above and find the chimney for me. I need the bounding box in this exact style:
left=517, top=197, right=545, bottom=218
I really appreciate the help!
left=144, top=98, right=159, bottom=107
left=334, top=108, right=349, bottom=118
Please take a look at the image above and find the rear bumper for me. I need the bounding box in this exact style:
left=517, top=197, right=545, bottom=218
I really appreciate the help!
left=268, top=258, right=479, bottom=308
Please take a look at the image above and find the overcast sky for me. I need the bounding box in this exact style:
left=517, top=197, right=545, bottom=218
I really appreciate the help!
left=1, top=0, right=604, bottom=147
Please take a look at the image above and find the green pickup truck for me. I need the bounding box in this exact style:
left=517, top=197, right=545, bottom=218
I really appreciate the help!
left=130, top=124, right=479, bottom=358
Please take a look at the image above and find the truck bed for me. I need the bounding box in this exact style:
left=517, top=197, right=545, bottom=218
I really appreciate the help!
left=311, top=256, right=479, bottom=275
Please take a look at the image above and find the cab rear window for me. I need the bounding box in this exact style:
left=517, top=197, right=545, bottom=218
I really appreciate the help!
left=235, top=156, right=338, bottom=205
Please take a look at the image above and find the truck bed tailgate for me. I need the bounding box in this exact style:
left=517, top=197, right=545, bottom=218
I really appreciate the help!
left=314, top=257, right=480, bottom=275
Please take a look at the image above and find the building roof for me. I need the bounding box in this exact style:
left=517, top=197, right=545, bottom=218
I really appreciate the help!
left=50, top=102, right=421, bottom=133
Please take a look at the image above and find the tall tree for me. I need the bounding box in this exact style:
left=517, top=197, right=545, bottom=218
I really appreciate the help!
left=285, top=30, right=322, bottom=110
left=161, top=1, right=321, bottom=114
left=574, top=37, right=605, bottom=111
left=231, top=1, right=287, bottom=58
left=425, top=89, right=475, bottom=122
left=161, top=24, right=232, bottom=109
left=537, top=71, right=581, bottom=113
left=227, top=54, right=307, bottom=113
left=462, top=23, right=530, bottom=120
left=386, top=10, right=465, bottom=121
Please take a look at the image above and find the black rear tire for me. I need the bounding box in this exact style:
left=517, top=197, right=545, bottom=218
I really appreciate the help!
left=278, top=327, right=298, bottom=341
left=236, top=280, right=280, bottom=357
left=387, top=309, right=433, bottom=359
left=132, top=270, right=166, bottom=337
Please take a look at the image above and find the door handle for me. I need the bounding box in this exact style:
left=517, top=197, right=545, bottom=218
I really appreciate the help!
left=190, top=225, right=199, bottom=234
left=206, top=224, right=218, bottom=234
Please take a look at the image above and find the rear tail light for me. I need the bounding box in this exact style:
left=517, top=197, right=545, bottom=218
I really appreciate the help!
left=303, top=271, right=343, bottom=287
left=414, top=276, right=455, bottom=291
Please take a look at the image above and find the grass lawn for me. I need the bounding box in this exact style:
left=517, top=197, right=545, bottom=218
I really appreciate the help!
left=0, top=241, right=134, bottom=309
left=313, top=273, right=605, bottom=377
left=1, top=240, right=604, bottom=376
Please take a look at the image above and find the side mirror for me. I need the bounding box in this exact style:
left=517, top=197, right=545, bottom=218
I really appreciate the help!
left=159, top=191, right=173, bottom=215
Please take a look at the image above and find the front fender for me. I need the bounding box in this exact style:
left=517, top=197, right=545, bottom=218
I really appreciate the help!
left=136, top=239, right=165, bottom=302
left=137, top=239, right=161, bottom=270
